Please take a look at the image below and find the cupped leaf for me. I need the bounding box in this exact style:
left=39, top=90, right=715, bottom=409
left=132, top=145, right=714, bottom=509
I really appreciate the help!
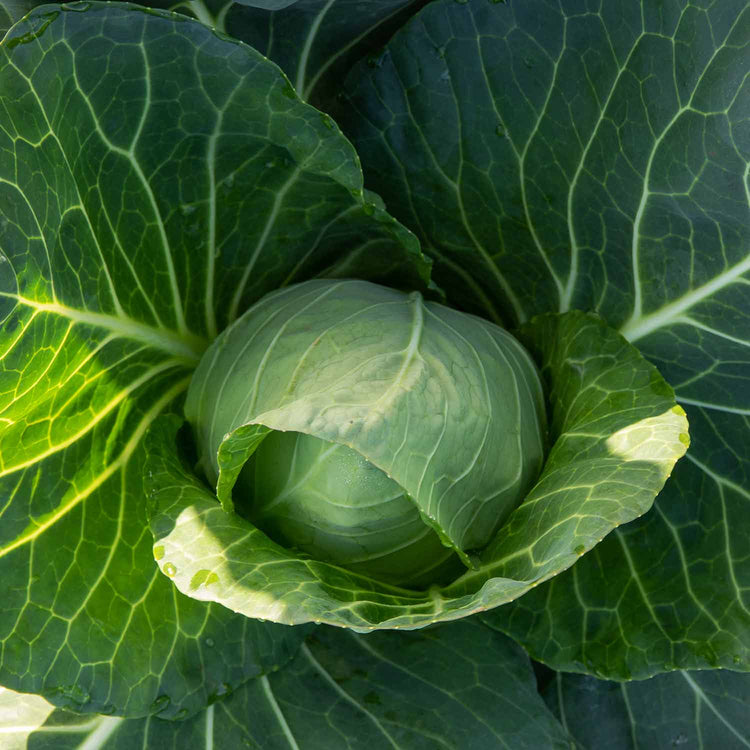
left=0, top=621, right=574, bottom=749
left=483, top=405, right=750, bottom=679
left=544, top=669, right=750, bottom=750
left=149, top=307, right=687, bottom=629
left=340, top=0, right=750, bottom=677
left=0, top=1, right=426, bottom=716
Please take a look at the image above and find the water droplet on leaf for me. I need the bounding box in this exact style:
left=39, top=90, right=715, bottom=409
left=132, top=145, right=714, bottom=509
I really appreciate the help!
left=163, top=562, right=177, bottom=577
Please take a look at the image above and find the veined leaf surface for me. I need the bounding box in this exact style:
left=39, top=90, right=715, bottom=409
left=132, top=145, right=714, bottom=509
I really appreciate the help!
left=0, top=1, right=426, bottom=716
left=544, top=668, right=750, bottom=749
left=340, top=0, right=750, bottom=676
left=135, top=0, right=432, bottom=110
left=0, top=621, right=574, bottom=749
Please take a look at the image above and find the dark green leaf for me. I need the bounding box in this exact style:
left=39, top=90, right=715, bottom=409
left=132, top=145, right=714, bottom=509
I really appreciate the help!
left=545, top=669, right=750, bottom=750
left=341, top=0, right=750, bottom=678
left=1, top=621, right=574, bottom=749
left=147, top=0, right=430, bottom=109
left=0, top=0, right=424, bottom=716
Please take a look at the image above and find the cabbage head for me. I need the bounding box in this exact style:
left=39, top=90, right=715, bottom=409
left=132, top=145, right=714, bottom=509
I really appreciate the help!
left=186, top=279, right=547, bottom=590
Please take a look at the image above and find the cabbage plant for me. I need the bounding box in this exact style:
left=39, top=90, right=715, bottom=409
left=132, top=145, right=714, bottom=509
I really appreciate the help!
left=0, top=1, right=747, bottom=748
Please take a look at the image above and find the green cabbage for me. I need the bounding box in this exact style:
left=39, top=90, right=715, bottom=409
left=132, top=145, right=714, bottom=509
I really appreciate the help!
left=186, top=278, right=547, bottom=588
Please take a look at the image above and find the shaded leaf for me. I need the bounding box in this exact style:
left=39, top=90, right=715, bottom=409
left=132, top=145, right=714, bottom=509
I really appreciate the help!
left=1, top=621, right=574, bottom=749
left=341, top=0, right=750, bottom=677
left=545, top=669, right=750, bottom=750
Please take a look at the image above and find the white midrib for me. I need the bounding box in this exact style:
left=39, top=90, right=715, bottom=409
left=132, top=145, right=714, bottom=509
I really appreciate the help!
left=260, top=676, right=299, bottom=750
left=5, top=294, right=207, bottom=362
left=619, top=252, right=750, bottom=342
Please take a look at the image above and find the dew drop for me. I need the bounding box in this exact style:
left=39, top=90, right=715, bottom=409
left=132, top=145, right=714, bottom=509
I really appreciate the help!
left=495, top=124, right=506, bottom=137
left=163, top=562, right=177, bottom=577
left=153, top=545, right=165, bottom=561
left=321, top=114, right=335, bottom=130
left=574, top=544, right=585, bottom=555
left=180, top=203, right=196, bottom=216
left=205, top=637, right=215, bottom=647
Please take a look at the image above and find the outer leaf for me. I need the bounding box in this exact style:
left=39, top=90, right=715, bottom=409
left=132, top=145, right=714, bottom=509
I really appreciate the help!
left=340, top=0, right=750, bottom=676
left=149, top=310, right=687, bottom=629
left=1, top=621, right=574, bottom=749
left=152, top=0, right=429, bottom=108
left=544, top=669, right=750, bottom=750
left=0, top=1, right=426, bottom=716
